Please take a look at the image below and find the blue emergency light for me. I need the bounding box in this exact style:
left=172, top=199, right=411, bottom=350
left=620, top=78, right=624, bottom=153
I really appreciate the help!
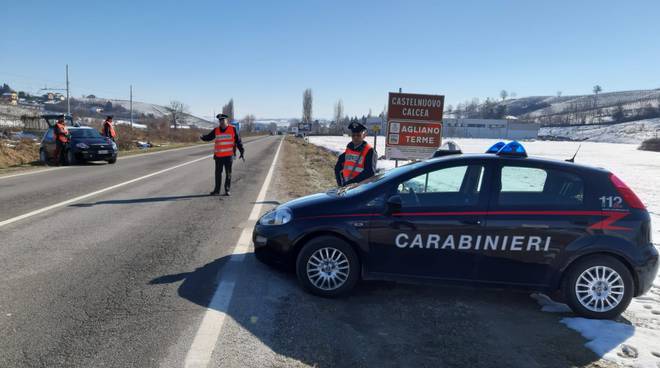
left=485, top=141, right=506, bottom=153
left=497, top=141, right=527, bottom=157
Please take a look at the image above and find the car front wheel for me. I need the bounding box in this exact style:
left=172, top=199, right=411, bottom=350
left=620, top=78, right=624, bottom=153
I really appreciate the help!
left=296, top=236, right=359, bottom=297
left=65, top=149, right=77, bottom=166
left=563, top=255, right=634, bottom=319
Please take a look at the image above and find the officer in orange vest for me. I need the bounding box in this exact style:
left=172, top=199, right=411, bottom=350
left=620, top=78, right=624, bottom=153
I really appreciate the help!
left=334, top=121, right=377, bottom=186
left=102, top=115, right=117, bottom=141
left=200, top=114, right=244, bottom=196
left=53, top=115, right=70, bottom=165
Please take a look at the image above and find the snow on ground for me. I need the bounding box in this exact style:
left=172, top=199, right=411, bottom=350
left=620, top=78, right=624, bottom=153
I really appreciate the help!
left=540, top=118, right=660, bottom=144
left=309, top=135, right=660, bottom=368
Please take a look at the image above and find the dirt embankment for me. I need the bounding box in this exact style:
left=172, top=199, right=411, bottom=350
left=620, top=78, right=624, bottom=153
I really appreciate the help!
left=274, top=136, right=338, bottom=199
left=0, top=140, right=39, bottom=168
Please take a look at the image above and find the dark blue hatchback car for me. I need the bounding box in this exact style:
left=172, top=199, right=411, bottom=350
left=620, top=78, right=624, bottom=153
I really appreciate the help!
left=253, top=142, right=658, bottom=319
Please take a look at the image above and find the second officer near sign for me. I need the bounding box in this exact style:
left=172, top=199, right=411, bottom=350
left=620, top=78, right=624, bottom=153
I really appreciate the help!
left=334, top=121, right=377, bottom=187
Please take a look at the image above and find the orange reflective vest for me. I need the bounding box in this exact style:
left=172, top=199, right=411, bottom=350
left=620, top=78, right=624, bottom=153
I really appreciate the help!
left=55, top=122, right=69, bottom=143
left=104, top=121, right=116, bottom=139
left=214, top=125, right=236, bottom=158
left=341, top=142, right=372, bottom=182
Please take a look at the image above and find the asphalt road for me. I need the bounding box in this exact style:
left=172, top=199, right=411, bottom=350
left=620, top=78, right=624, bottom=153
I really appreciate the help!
left=0, top=136, right=282, bottom=367
left=0, top=135, right=613, bottom=368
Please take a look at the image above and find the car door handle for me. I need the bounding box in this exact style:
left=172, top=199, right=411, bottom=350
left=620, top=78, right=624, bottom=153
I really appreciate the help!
left=521, top=224, right=549, bottom=229
left=392, top=221, right=417, bottom=230
left=460, top=219, right=482, bottom=226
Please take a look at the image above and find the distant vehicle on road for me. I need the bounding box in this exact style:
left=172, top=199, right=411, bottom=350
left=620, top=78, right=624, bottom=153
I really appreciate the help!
left=40, top=116, right=118, bottom=165
left=254, top=141, right=658, bottom=319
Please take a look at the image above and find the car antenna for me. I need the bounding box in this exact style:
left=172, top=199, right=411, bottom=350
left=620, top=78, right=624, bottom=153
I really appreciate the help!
left=566, top=144, right=581, bottom=163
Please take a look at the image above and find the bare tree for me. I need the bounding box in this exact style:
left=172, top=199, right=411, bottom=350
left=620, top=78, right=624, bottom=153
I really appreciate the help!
left=167, top=100, right=189, bottom=129
left=241, top=114, right=255, bottom=133
left=593, top=85, right=602, bottom=123
left=302, top=89, right=313, bottom=123
left=222, top=98, right=234, bottom=121
left=332, top=99, right=344, bottom=134
left=500, top=90, right=508, bottom=101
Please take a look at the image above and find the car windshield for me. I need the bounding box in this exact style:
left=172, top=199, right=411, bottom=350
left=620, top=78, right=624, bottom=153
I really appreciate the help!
left=70, top=129, right=102, bottom=138
left=334, top=161, right=428, bottom=196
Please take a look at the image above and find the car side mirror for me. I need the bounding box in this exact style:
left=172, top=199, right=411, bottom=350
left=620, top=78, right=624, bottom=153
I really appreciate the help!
left=386, top=194, right=402, bottom=215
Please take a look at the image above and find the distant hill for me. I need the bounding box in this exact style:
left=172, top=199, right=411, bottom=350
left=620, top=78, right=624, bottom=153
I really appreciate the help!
left=452, top=89, right=660, bottom=126
left=81, top=97, right=214, bottom=128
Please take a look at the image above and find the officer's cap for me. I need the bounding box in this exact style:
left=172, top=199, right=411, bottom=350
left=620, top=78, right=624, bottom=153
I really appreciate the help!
left=106, top=115, right=113, bottom=120
left=216, top=113, right=229, bottom=120
left=348, top=121, right=367, bottom=133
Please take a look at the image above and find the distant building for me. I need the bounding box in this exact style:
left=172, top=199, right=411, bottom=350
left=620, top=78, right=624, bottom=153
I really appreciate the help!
left=1, top=92, right=18, bottom=105
left=442, top=118, right=540, bottom=140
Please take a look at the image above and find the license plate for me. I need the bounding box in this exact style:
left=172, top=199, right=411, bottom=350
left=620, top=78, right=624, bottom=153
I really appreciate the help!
left=98, top=150, right=109, bottom=154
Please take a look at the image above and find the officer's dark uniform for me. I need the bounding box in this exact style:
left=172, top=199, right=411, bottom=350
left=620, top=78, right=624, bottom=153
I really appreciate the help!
left=102, top=115, right=117, bottom=142
left=201, top=114, right=245, bottom=196
left=334, top=121, right=377, bottom=186
left=53, top=115, right=70, bottom=165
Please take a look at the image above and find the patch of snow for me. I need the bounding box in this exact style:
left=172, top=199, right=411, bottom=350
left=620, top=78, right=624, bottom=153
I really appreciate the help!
left=530, top=293, right=572, bottom=313
left=560, top=317, right=660, bottom=368
left=114, top=120, right=148, bottom=129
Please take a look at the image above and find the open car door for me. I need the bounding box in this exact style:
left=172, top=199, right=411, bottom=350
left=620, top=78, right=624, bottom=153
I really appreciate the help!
left=41, top=114, right=73, bottom=128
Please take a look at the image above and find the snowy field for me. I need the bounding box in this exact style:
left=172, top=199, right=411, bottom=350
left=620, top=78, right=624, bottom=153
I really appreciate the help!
left=308, top=135, right=660, bottom=368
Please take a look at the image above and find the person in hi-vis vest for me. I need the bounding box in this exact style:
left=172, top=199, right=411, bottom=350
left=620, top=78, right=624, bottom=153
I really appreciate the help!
left=200, top=113, right=245, bottom=196
left=334, top=121, right=377, bottom=187
left=102, top=115, right=117, bottom=141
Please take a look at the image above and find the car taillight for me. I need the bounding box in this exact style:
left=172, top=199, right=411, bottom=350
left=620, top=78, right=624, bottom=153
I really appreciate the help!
left=609, top=173, right=645, bottom=209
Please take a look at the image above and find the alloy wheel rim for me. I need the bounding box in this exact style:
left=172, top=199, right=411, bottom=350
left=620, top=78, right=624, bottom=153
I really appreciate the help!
left=575, top=265, right=624, bottom=312
left=306, top=247, right=350, bottom=291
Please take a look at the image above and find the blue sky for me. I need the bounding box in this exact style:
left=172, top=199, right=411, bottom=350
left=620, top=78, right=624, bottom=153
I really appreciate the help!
left=2, top=0, right=659, bottom=119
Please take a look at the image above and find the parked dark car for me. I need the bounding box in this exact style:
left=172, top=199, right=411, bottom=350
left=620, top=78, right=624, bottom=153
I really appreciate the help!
left=39, top=117, right=118, bottom=165
left=253, top=141, right=658, bottom=319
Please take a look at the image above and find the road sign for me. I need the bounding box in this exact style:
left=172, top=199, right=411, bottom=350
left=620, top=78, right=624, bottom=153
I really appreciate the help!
left=298, top=122, right=311, bottom=132
left=386, top=92, right=444, bottom=160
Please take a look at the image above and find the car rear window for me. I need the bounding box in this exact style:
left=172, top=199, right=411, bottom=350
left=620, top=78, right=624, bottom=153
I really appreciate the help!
left=70, top=129, right=101, bottom=138
left=498, top=165, right=584, bottom=207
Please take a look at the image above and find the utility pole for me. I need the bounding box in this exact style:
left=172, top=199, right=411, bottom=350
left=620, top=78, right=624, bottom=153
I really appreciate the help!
left=66, top=64, right=70, bottom=115
left=130, top=85, right=133, bottom=128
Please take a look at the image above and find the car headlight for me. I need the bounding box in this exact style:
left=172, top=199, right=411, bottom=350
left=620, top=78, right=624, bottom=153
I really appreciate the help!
left=258, top=207, right=293, bottom=226
left=76, top=143, right=89, bottom=149
left=111, top=141, right=117, bottom=150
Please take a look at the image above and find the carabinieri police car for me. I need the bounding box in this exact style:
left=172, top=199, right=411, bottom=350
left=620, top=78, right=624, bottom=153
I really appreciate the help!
left=253, top=141, right=658, bottom=319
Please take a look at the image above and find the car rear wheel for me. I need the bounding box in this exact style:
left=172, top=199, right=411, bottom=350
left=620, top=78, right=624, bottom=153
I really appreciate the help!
left=296, top=236, right=359, bottom=297
left=107, top=157, right=117, bottom=164
left=39, top=149, right=49, bottom=165
left=562, top=255, right=633, bottom=319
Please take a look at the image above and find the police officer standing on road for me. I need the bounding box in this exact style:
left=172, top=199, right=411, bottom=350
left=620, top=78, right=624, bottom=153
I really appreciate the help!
left=334, top=121, right=377, bottom=186
left=54, top=114, right=70, bottom=165
left=200, top=114, right=245, bottom=196
left=102, top=115, right=117, bottom=142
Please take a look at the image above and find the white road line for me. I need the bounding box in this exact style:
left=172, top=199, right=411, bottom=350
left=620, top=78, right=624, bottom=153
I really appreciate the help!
left=0, top=144, right=211, bottom=180
left=0, top=155, right=211, bottom=228
left=0, top=136, right=266, bottom=180
left=184, top=137, right=283, bottom=368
